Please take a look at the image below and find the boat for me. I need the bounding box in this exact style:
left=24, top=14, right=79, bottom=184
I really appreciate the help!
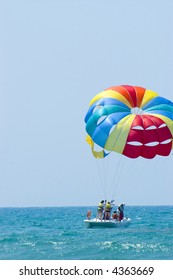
left=84, top=217, right=131, bottom=228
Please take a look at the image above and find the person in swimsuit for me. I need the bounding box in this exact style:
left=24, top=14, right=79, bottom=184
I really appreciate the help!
left=104, top=201, right=112, bottom=221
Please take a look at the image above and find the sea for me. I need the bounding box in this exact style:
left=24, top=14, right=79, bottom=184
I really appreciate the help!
left=0, top=206, right=173, bottom=260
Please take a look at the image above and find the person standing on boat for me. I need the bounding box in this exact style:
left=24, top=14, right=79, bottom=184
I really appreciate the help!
left=104, top=201, right=112, bottom=221
left=87, top=210, right=92, bottom=220
left=117, top=203, right=125, bottom=221
left=96, top=200, right=104, bottom=221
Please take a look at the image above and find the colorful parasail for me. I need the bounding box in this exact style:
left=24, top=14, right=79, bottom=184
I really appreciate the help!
left=84, top=85, right=173, bottom=159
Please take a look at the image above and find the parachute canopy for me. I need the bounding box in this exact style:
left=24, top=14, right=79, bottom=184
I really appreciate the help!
left=85, top=85, right=173, bottom=159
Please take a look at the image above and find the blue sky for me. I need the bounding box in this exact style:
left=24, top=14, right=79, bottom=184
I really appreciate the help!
left=0, top=0, right=173, bottom=207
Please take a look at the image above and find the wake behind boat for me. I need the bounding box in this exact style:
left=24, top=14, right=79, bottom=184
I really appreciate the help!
left=84, top=217, right=131, bottom=228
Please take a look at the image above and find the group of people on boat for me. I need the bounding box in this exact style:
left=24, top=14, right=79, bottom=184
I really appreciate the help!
left=87, top=200, right=125, bottom=222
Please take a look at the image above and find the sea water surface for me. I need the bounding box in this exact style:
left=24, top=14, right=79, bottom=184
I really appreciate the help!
left=0, top=206, right=173, bottom=260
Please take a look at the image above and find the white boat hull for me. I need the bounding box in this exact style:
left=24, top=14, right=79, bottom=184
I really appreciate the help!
left=84, top=218, right=131, bottom=228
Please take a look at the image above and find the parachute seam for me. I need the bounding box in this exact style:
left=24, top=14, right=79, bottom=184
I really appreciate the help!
left=120, top=85, right=135, bottom=108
